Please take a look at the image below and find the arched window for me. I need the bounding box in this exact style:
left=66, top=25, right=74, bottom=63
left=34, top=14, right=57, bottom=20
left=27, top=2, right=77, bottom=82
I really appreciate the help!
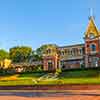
left=64, top=49, right=67, bottom=54
left=90, top=44, right=96, bottom=51
left=62, top=51, right=64, bottom=55
left=47, top=49, right=51, bottom=54
left=79, top=48, right=83, bottom=54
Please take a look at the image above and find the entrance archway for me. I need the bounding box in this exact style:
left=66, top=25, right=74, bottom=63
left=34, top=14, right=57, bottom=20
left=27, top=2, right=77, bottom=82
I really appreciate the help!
left=48, top=61, right=53, bottom=71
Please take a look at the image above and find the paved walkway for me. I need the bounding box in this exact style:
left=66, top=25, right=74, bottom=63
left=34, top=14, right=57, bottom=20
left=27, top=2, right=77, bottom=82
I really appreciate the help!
left=0, top=90, right=100, bottom=100
left=0, top=90, right=100, bottom=96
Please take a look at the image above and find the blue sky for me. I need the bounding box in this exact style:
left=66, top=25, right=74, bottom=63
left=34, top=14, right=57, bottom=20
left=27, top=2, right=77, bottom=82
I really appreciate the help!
left=0, top=0, right=99, bottom=51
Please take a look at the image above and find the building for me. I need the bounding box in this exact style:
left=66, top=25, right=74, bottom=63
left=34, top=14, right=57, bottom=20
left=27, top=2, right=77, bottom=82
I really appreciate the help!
left=43, top=16, right=100, bottom=71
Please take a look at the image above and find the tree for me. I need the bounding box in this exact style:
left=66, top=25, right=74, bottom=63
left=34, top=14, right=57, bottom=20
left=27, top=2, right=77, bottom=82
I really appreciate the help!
left=36, top=44, right=47, bottom=57
left=9, top=46, right=32, bottom=63
left=0, top=49, right=9, bottom=60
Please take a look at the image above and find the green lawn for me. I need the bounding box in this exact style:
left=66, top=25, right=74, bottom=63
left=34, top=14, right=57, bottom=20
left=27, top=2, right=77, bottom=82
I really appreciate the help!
left=0, top=68, right=100, bottom=85
left=0, top=77, right=100, bottom=86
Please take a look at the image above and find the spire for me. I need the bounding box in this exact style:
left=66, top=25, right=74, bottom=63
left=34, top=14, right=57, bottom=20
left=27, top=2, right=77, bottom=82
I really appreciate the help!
left=89, top=8, right=95, bottom=20
left=85, top=9, right=99, bottom=38
left=90, top=8, right=93, bottom=17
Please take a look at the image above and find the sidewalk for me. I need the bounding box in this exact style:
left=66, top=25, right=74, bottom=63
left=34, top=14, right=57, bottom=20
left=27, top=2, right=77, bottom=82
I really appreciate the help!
left=0, top=90, right=100, bottom=100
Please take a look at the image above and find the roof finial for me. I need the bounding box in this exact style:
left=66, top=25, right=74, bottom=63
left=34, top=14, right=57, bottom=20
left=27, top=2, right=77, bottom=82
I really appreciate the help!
left=89, top=8, right=95, bottom=20
left=90, top=8, right=93, bottom=17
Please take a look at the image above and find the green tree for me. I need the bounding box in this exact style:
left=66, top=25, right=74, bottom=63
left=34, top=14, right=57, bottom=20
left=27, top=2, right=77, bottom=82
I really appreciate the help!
left=0, top=49, right=9, bottom=60
left=9, top=46, right=32, bottom=63
left=36, top=44, right=47, bottom=57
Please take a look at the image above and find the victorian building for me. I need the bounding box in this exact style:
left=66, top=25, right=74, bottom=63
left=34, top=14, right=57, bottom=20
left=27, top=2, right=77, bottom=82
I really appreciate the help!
left=43, top=16, right=100, bottom=71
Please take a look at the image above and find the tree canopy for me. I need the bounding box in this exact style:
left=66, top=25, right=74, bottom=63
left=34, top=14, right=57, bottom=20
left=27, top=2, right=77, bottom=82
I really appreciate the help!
left=9, top=46, right=33, bottom=63
left=0, top=44, right=58, bottom=63
left=0, top=49, right=9, bottom=60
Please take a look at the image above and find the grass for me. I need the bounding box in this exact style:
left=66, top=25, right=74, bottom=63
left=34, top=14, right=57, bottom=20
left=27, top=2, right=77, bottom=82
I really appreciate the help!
left=60, top=69, right=100, bottom=78
left=19, top=72, right=46, bottom=77
left=1, top=77, right=100, bottom=86
left=0, top=68, right=100, bottom=85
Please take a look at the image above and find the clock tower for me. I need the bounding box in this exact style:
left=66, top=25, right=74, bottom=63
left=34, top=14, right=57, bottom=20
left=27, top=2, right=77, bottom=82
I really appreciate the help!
left=84, top=16, right=100, bottom=68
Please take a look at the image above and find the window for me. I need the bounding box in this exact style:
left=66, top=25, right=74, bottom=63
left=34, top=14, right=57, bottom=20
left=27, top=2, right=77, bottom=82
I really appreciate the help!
left=60, top=61, right=64, bottom=66
left=48, top=61, right=53, bottom=71
left=89, top=33, right=95, bottom=39
left=79, top=48, right=83, bottom=54
left=72, top=48, right=78, bottom=56
left=64, top=49, right=67, bottom=54
left=70, top=50, right=73, bottom=55
left=90, top=44, right=96, bottom=51
left=68, top=50, right=70, bottom=55
left=74, top=48, right=78, bottom=55
left=87, top=45, right=89, bottom=47
left=47, top=49, right=51, bottom=54
left=62, top=51, right=64, bottom=55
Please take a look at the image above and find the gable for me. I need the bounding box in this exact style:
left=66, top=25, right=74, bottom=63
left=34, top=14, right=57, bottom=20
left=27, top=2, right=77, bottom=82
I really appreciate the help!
left=85, top=17, right=99, bottom=38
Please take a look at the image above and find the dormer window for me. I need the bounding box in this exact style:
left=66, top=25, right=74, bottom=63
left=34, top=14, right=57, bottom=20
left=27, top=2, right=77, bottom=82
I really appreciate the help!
left=89, top=33, right=95, bottom=39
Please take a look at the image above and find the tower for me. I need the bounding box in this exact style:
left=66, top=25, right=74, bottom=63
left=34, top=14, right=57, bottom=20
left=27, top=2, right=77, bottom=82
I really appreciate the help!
left=43, top=45, right=60, bottom=71
left=84, top=13, right=100, bottom=68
